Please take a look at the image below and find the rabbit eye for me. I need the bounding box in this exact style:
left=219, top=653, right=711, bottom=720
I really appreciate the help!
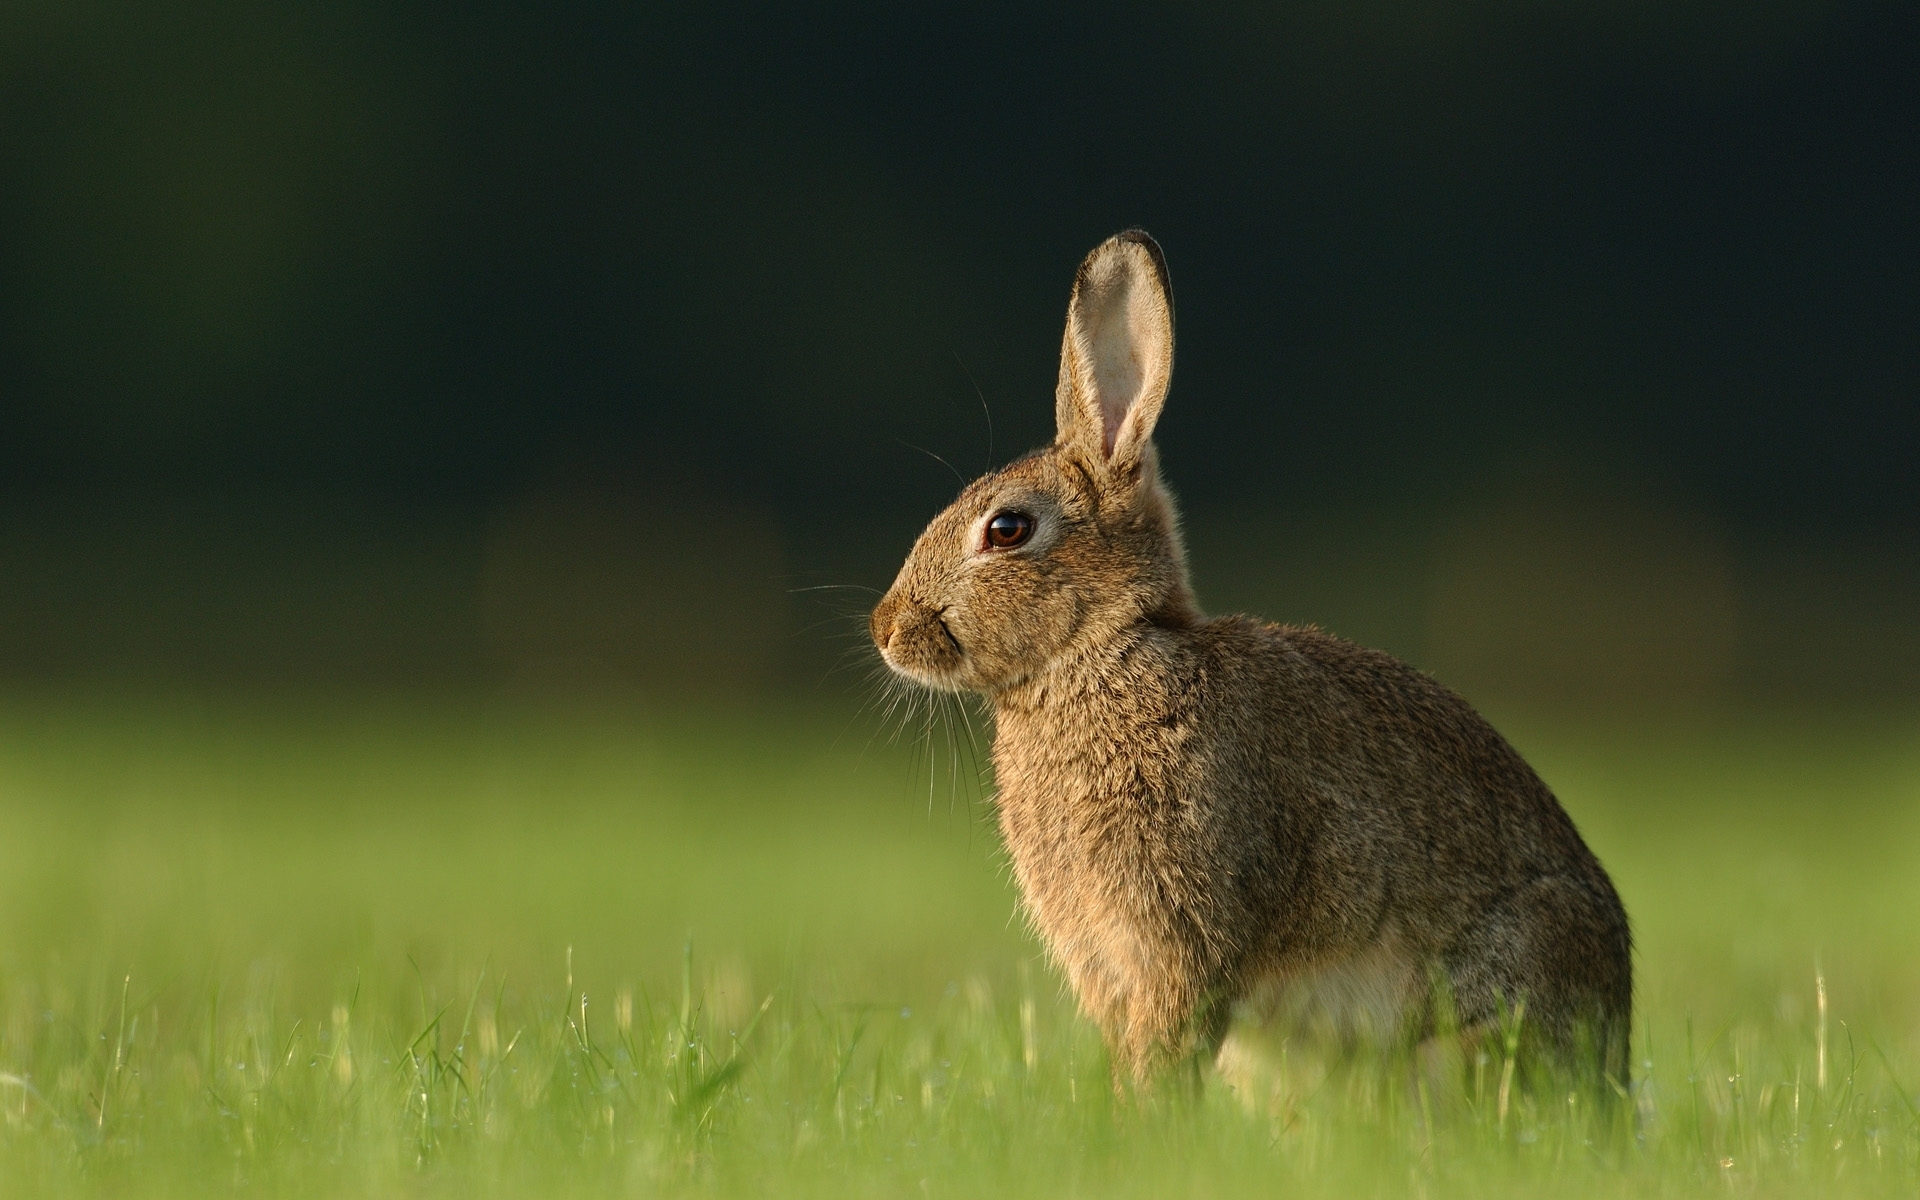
left=985, top=511, right=1034, bottom=550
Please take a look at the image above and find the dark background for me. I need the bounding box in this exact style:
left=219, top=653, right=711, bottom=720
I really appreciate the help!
left=2, top=0, right=1915, bottom=703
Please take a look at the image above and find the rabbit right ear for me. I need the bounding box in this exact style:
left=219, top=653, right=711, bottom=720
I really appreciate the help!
left=1054, top=230, right=1174, bottom=479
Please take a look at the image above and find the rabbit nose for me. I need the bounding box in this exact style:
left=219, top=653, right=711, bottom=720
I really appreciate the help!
left=870, top=592, right=902, bottom=651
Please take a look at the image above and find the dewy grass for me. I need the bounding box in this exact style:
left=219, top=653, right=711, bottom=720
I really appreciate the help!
left=0, top=691, right=1914, bottom=1198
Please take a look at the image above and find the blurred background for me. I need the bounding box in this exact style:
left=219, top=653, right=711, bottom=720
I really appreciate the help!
left=1, top=0, right=1916, bottom=708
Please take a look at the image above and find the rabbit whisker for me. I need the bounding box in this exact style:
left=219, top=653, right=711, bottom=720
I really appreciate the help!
left=894, top=438, right=968, bottom=490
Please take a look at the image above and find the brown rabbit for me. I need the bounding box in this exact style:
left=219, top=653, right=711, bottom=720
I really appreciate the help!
left=870, top=231, right=1631, bottom=1086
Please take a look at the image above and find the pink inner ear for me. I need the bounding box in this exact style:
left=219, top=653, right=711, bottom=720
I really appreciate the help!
left=1089, top=292, right=1144, bottom=458
left=1101, top=392, right=1128, bottom=457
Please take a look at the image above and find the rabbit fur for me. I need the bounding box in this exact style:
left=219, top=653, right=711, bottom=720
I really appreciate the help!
left=870, top=230, right=1631, bottom=1085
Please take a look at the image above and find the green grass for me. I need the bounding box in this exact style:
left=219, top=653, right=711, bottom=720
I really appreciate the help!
left=0, top=690, right=1915, bottom=1197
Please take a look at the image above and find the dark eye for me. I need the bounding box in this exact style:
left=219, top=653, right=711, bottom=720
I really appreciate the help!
left=985, top=511, right=1034, bottom=550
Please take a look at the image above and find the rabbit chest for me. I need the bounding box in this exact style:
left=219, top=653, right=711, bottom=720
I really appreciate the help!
left=990, top=697, right=1245, bottom=1018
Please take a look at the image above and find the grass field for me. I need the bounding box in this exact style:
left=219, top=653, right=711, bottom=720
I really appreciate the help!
left=0, top=689, right=1915, bottom=1197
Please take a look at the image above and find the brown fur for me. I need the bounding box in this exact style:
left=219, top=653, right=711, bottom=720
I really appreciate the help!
left=871, top=231, right=1631, bottom=1085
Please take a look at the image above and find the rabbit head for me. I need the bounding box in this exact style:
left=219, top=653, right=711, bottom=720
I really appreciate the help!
left=871, top=231, right=1198, bottom=694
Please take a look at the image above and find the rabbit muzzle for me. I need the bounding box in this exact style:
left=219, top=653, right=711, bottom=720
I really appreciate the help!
left=871, top=590, right=967, bottom=688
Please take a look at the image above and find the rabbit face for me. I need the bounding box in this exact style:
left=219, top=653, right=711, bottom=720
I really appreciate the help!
left=873, top=231, right=1191, bottom=695
left=871, top=444, right=1192, bottom=694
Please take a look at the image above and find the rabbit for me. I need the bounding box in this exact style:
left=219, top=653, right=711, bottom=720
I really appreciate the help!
left=869, top=230, right=1631, bottom=1087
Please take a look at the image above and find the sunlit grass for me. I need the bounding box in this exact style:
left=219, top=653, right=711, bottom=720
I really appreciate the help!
left=0, top=690, right=1914, bottom=1196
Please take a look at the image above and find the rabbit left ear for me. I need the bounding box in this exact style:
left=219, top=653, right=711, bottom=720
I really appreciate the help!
left=1054, top=230, right=1174, bottom=477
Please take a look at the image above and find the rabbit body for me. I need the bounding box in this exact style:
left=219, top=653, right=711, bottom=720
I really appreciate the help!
left=993, top=608, right=1630, bottom=1079
left=872, top=231, right=1630, bottom=1082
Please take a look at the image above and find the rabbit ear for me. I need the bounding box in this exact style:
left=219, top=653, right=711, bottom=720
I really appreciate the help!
left=1055, top=230, right=1174, bottom=477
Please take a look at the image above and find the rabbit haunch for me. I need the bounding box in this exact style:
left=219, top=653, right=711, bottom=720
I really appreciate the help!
left=871, top=230, right=1631, bottom=1084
